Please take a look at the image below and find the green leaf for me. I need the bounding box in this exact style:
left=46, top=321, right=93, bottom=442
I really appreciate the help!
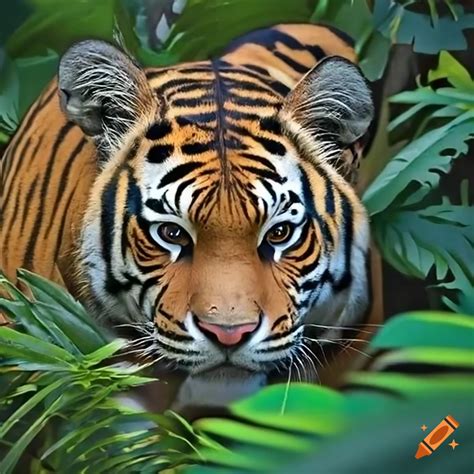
left=371, top=312, right=474, bottom=350
left=356, top=30, right=390, bottom=81
left=0, top=376, right=69, bottom=438
left=363, top=112, right=474, bottom=215
left=82, top=340, right=127, bottom=365
left=279, top=396, right=474, bottom=474
left=346, top=372, right=474, bottom=396
left=428, top=51, right=474, bottom=92
left=164, top=0, right=311, bottom=61
left=0, top=49, right=19, bottom=135
left=371, top=347, right=474, bottom=371
left=15, top=51, right=58, bottom=119
left=17, top=270, right=111, bottom=353
left=372, top=201, right=473, bottom=290
left=231, top=383, right=345, bottom=434
left=0, top=394, right=64, bottom=474
left=311, top=0, right=390, bottom=80
left=373, top=0, right=474, bottom=53
left=440, top=260, right=474, bottom=314
left=6, top=0, right=135, bottom=57
left=0, top=326, right=75, bottom=366
left=388, top=52, right=474, bottom=134
left=311, top=0, right=372, bottom=41
left=195, top=419, right=312, bottom=452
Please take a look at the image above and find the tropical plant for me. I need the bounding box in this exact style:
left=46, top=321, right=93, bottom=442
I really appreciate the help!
left=0, top=0, right=473, bottom=472
left=364, top=51, right=474, bottom=314
left=1, top=272, right=473, bottom=473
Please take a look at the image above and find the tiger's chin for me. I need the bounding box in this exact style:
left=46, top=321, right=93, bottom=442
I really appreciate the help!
left=171, top=366, right=268, bottom=412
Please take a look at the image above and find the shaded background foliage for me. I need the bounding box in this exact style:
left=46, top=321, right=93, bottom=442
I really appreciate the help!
left=0, top=1, right=473, bottom=473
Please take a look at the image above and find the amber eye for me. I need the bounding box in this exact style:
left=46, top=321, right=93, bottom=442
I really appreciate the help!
left=157, top=223, right=191, bottom=247
left=266, top=223, right=293, bottom=245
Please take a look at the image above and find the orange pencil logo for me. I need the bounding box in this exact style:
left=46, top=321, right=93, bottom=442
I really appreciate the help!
left=415, top=415, right=460, bottom=459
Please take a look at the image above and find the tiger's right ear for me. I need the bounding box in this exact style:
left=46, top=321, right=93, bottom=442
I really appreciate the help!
left=58, top=40, right=155, bottom=156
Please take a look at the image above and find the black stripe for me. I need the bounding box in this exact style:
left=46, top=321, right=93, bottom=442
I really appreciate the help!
left=325, top=181, right=335, bottom=215
left=19, top=177, right=39, bottom=233
left=38, top=85, right=57, bottom=107
left=145, top=198, right=166, bottom=214
left=240, top=152, right=278, bottom=172
left=273, top=50, right=308, bottom=74
left=317, top=23, right=355, bottom=47
left=165, top=81, right=213, bottom=99
left=224, top=78, right=276, bottom=95
left=23, top=123, right=75, bottom=269
left=253, top=135, right=286, bottom=156
left=257, top=340, right=294, bottom=353
left=230, top=94, right=278, bottom=108
left=240, top=165, right=286, bottom=183
left=289, top=226, right=318, bottom=265
left=173, top=96, right=214, bottom=108
left=181, top=142, right=211, bottom=155
left=259, top=178, right=276, bottom=201
left=192, top=184, right=217, bottom=222
left=146, top=121, right=172, bottom=140
left=333, top=198, right=353, bottom=292
left=147, top=144, right=174, bottom=163
left=53, top=186, right=78, bottom=262
left=422, top=440, right=434, bottom=453
left=152, top=282, right=169, bottom=310
left=156, top=338, right=200, bottom=356
left=3, top=136, right=33, bottom=200
left=298, top=164, right=334, bottom=247
left=155, top=324, right=193, bottom=342
left=271, top=315, right=288, bottom=331
left=211, top=59, right=229, bottom=183
left=175, top=112, right=217, bottom=126
left=138, top=278, right=162, bottom=308
left=158, top=161, right=204, bottom=188
left=45, top=137, right=87, bottom=238
left=174, top=177, right=196, bottom=209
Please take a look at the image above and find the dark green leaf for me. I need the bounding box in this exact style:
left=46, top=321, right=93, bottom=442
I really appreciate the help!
left=363, top=112, right=474, bottom=214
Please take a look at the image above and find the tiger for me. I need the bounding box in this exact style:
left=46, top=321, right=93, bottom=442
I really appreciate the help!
left=0, top=23, right=383, bottom=404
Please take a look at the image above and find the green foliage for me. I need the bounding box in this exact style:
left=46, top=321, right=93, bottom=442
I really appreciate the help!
left=364, top=52, right=474, bottom=314
left=164, top=0, right=312, bottom=60
left=0, top=2, right=473, bottom=470
left=2, top=0, right=473, bottom=138
left=389, top=51, right=474, bottom=135
left=185, top=311, right=474, bottom=473
left=0, top=271, right=205, bottom=473
left=1, top=274, right=473, bottom=473
left=374, top=0, right=474, bottom=53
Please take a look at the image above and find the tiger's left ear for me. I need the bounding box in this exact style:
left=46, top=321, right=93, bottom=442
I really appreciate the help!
left=58, top=40, right=155, bottom=157
left=279, top=56, right=373, bottom=176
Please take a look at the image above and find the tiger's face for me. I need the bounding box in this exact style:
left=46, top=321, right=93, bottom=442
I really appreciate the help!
left=59, top=40, right=373, bottom=375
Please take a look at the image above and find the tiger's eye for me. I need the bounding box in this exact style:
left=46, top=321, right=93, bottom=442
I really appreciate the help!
left=158, top=223, right=191, bottom=246
left=266, top=223, right=292, bottom=245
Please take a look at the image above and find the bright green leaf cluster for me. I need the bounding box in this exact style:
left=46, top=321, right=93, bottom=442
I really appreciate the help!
left=364, top=53, right=474, bottom=314
left=0, top=274, right=473, bottom=472
left=186, top=311, right=474, bottom=473
left=0, top=271, right=202, bottom=473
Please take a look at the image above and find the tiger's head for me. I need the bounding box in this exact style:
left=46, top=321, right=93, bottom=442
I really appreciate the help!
left=58, top=39, right=373, bottom=375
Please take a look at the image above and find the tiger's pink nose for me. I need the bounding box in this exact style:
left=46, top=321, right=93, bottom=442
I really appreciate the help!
left=197, top=320, right=259, bottom=346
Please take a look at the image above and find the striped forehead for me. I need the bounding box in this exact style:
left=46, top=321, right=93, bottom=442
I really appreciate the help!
left=142, top=60, right=290, bottom=157
left=129, top=59, right=305, bottom=224
left=137, top=147, right=304, bottom=227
